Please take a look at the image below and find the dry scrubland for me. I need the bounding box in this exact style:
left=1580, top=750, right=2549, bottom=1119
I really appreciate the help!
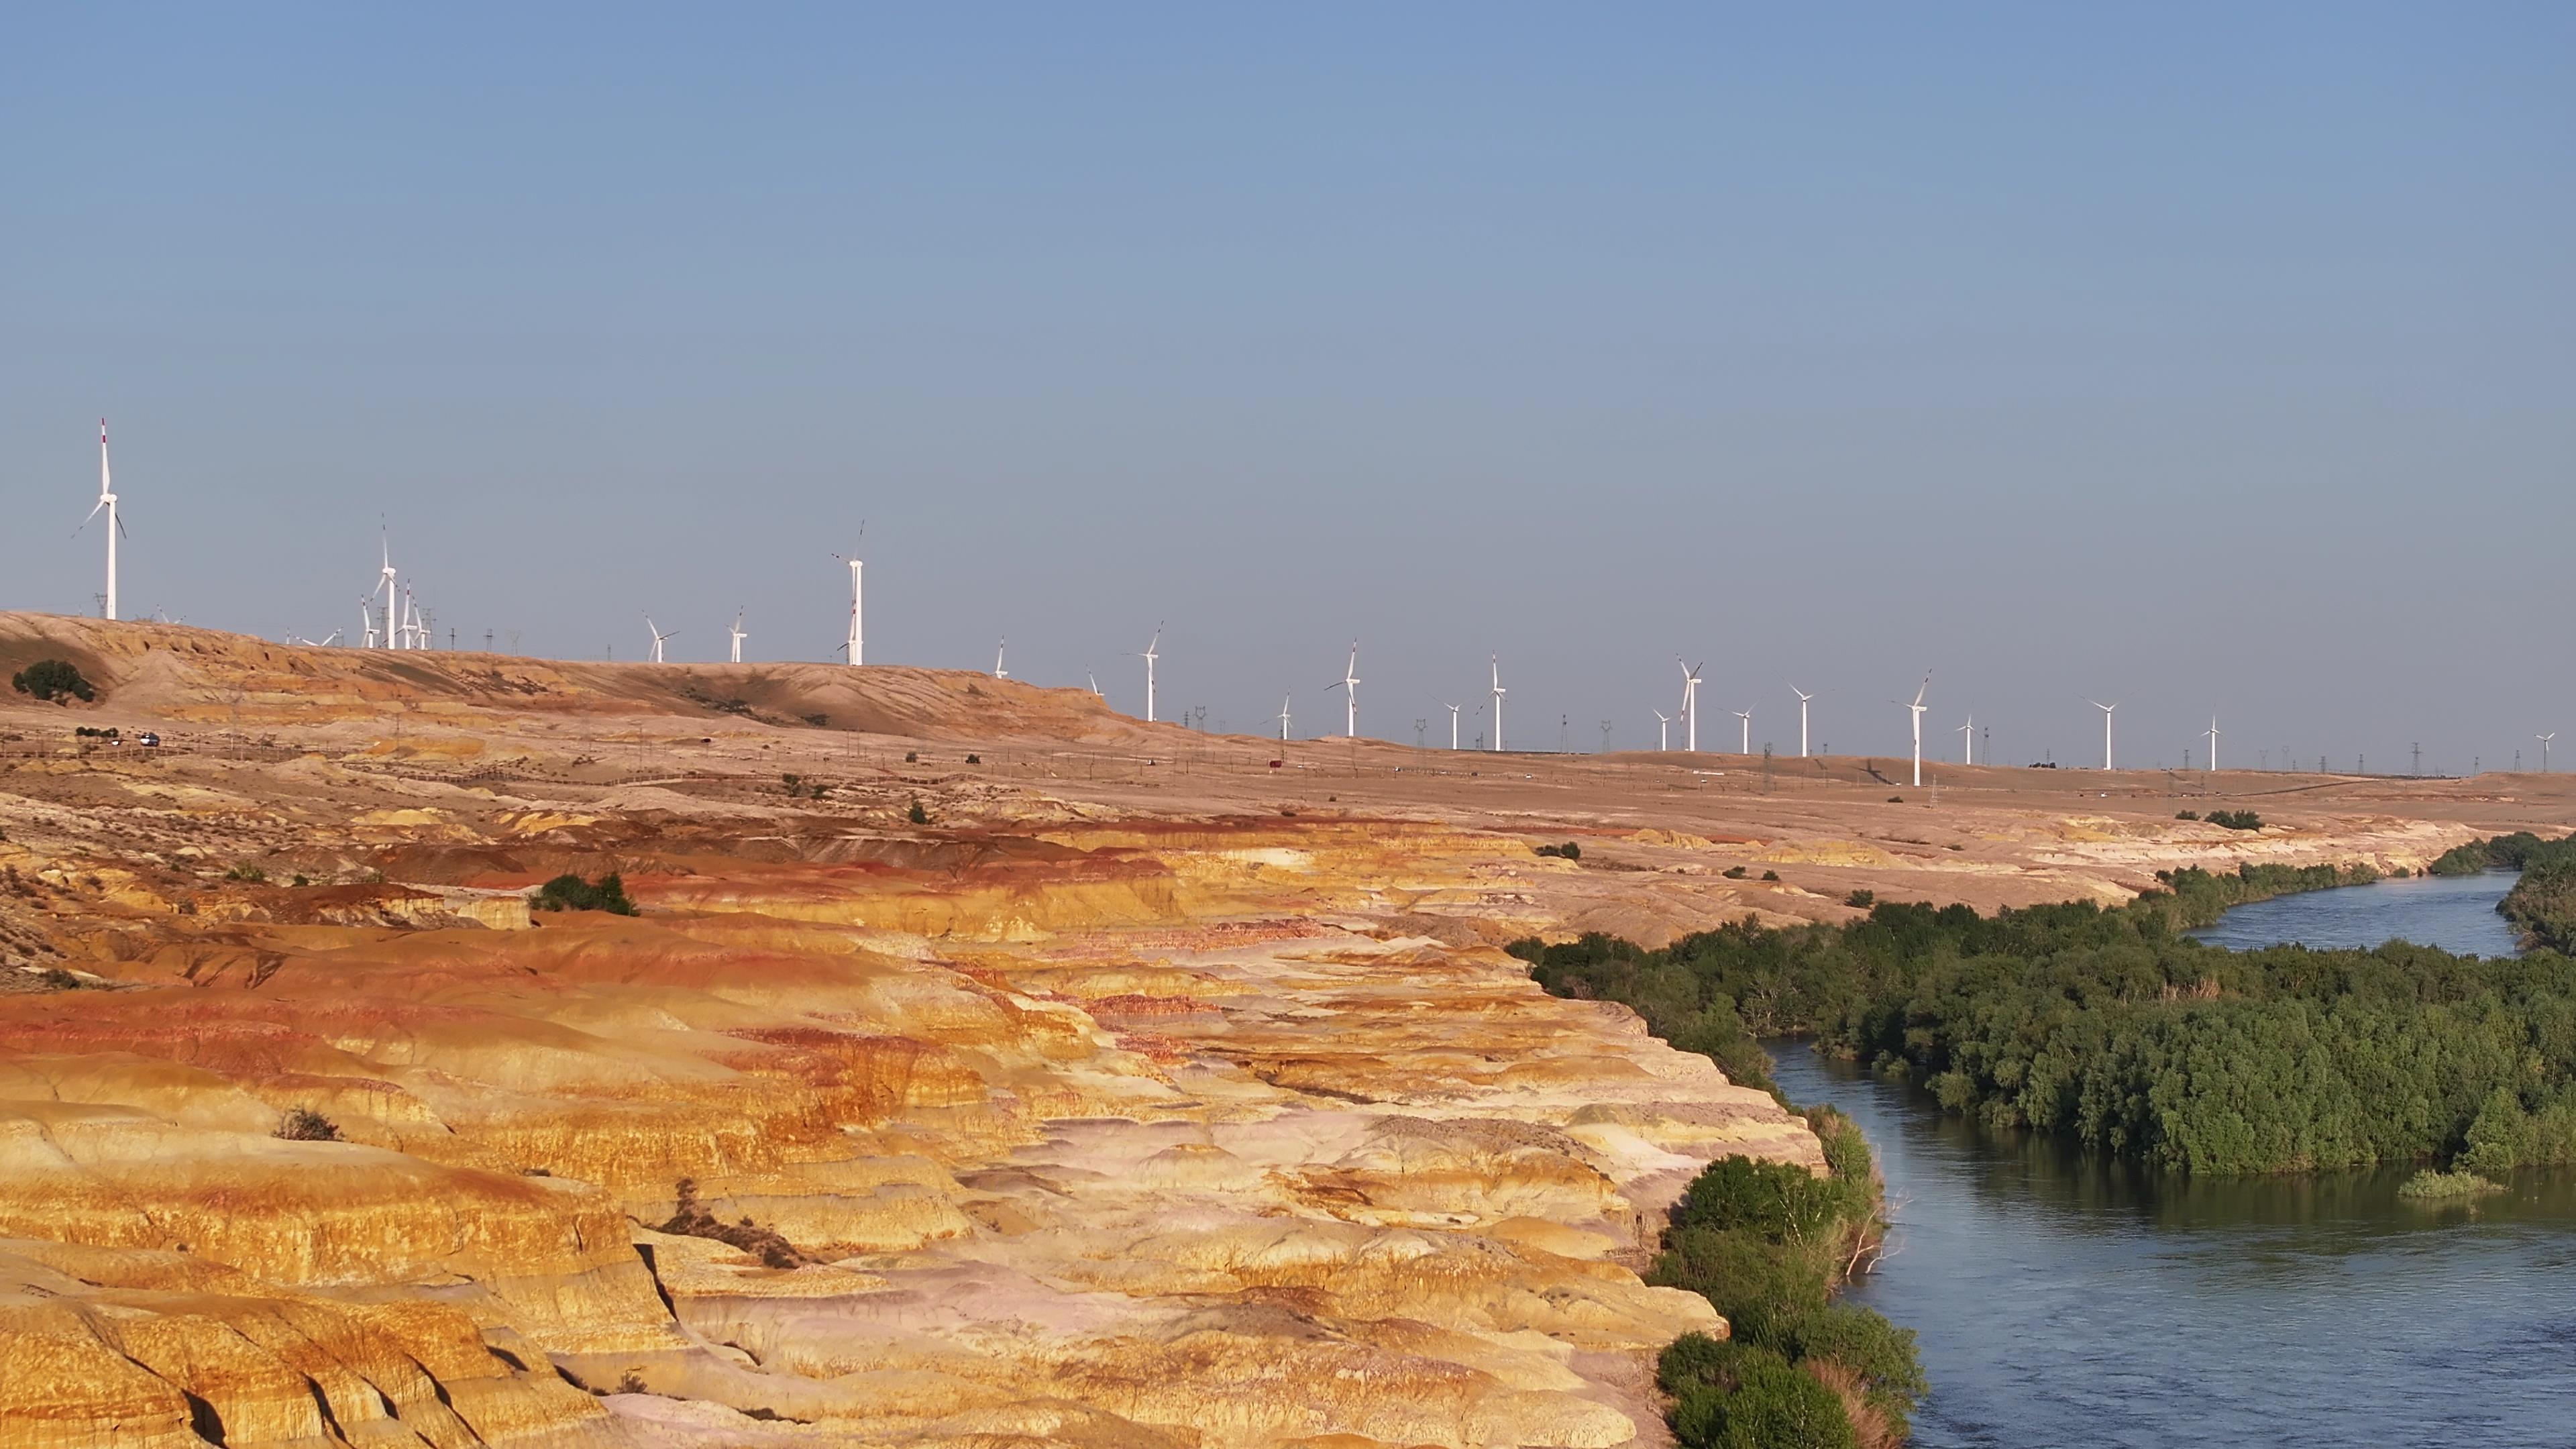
left=1, top=613, right=2567, bottom=1449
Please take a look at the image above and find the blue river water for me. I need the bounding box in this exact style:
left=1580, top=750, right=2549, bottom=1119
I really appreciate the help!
left=1763, top=871, right=2576, bottom=1448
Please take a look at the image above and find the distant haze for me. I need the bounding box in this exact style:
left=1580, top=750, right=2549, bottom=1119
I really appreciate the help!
left=5, top=8, right=2569, bottom=773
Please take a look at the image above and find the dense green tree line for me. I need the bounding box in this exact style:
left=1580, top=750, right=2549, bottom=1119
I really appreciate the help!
left=2428, top=830, right=2576, bottom=954
left=1516, top=859, right=2576, bottom=1176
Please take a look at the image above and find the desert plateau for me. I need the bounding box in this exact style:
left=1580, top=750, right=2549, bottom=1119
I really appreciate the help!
left=0, top=614, right=2564, bottom=1448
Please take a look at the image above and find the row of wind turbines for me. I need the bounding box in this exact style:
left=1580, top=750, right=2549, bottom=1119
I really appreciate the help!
left=57, top=424, right=2565, bottom=775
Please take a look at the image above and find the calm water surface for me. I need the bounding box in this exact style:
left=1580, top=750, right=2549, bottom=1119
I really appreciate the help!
left=2186, top=868, right=2525, bottom=955
left=1770, top=873, right=2576, bottom=1448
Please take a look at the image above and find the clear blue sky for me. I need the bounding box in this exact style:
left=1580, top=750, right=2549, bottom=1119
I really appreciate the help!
left=6, top=5, right=2570, bottom=771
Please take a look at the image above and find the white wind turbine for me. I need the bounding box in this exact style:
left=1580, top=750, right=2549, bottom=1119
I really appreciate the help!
left=73, top=419, right=127, bottom=620
left=1957, top=716, right=1974, bottom=765
left=1132, top=625, right=1163, bottom=722
left=833, top=523, right=865, bottom=666
left=368, top=531, right=398, bottom=649
left=1489, top=655, right=1507, bottom=751
left=1677, top=659, right=1703, bottom=752
left=1792, top=687, right=1815, bottom=757
left=358, top=598, right=378, bottom=649
left=1904, top=675, right=1931, bottom=788
left=1326, top=641, right=1360, bottom=737
left=1277, top=694, right=1293, bottom=741
left=994, top=638, right=1008, bottom=680
left=2539, top=732, right=2556, bottom=773
left=728, top=609, right=747, bottom=664
left=2085, top=698, right=2118, bottom=770
left=2205, top=716, right=2220, bottom=772
left=1653, top=710, right=1672, bottom=751
left=645, top=616, right=678, bottom=664
left=1087, top=671, right=1102, bottom=698
left=1733, top=708, right=1752, bottom=755
left=1438, top=698, right=1462, bottom=750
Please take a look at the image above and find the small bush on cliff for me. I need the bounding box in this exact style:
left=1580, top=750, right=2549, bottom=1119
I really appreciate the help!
left=276, top=1106, right=341, bottom=1141
left=2206, top=808, right=2263, bottom=830
left=11, top=659, right=95, bottom=703
left=659, top=1177, right=811, bottom=1269
left=531, top=873, right=637, bottom=916
left=1534, top=841, right=1582, bottom=860
left=908, top=799, right=930, bottom=824
left=1843, top=889, right=1874, bottom=908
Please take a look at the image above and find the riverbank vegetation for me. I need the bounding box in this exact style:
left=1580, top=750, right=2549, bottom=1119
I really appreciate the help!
left=1650, top=1108, right=1925, bottom=1448
left=2428, top=830, right=2576, bottom=953
left=1518, top=859, right=2576, bottom=1177
left=2396, top=1168, right=2504, bottom=1199
left=1507, top=955, right=1925, bottom=1444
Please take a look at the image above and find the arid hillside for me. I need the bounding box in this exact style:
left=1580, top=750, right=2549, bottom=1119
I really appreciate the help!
left=2, top=612, right=2569, bottom=1449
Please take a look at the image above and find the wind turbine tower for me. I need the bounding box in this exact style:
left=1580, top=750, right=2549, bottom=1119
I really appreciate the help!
left=1792, top=687, right=1813, bottom=757
left=1733, top=708, right=1752, bottom=755
left=2540, top=733, right=2557, bottom=773
left=370, top=533, right=398, bottom=649
left=729, top=610, right=747, bottom=664
left=1277, top=695, right=1293, bottom=741
left=1906, top=676, right=1931, bottom=788
left=1677, top=659, right=1703, bottom=751
left=2086, top=698, right=2119, bottom=771
left=75, top=420, right=126, bottom=620
left=2206, top=717, right=2220, bottom=772
left=1654, top=710, right=1672, bottom=751
left=1134, top=626, right=1163, bottom=722
left=1489, top=655, right=1507, bottom=751
left=1957, top=716, right=1974, bottom=765
left=834, top=527, right=866, bottom=666
left=1328, top=641, right=1360, bottom=737
left=994, top=639, right=1008, bottom=680
left=1440, top=700, right=1462, bottom=750
left=645, top=617, right=677, bottom=664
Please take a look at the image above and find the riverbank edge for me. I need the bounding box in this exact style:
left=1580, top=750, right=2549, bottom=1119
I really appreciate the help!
left=1509, top=936, right=1925, bottom=1448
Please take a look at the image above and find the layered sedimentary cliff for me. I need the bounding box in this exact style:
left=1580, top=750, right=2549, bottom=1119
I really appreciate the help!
left=3, top=616, right=2565, bottom=1447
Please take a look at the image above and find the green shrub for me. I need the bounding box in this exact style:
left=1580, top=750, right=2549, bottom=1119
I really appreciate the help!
left=1724, top=865, right=1749, bottom=879
left=224, top=865, right=267, bottom=883
left=1664, top=1340, right=1857, bottom=1449
left=1762, top=869, right=1780, bottom=881
left=1843, top=889, right=1874, bottom=908
left=11, top=659, right=95, bottom=703
left=908, top=799, right=930, bottom=825
left=531, top=873, right=637, bottom=915
left=1650, top=1225, right=1829, bottom=1348
left=1534, top=841, right=1583, bottom=860
left=1671, top=1155, right=1864, bottom=1246
left=2205, top=809, right=2263, bottom=830
left=2397, top=1169, right=2502, bottom=1199
left=1778, top=1303, right=1927, bottom=1401
left=2176, top=810, right=2200, bottom=820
